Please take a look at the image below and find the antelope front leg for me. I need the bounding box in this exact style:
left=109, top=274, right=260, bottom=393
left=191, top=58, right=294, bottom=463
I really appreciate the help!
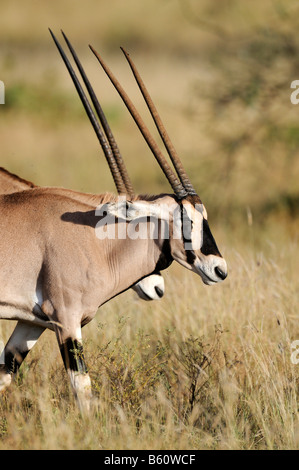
left=56, top=326, right=92, bottom=413
left=0, top=322, right=45, bottom=391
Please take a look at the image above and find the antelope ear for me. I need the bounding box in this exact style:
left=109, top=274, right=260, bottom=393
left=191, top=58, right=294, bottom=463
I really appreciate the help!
left=106, top=201, right=131, bottom=220
left=106, top=200, right=160, bottom=221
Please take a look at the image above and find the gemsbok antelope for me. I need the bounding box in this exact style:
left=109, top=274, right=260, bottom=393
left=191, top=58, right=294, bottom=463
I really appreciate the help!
left=0, top=31, right=227, bottom=411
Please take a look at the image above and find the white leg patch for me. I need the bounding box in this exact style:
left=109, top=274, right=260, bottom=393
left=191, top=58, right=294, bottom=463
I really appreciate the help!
left=6, top=322, right=44, bottom=354
left=68, top=370, right=92, bottom=413
left=0, top=368, right=12, bottom=391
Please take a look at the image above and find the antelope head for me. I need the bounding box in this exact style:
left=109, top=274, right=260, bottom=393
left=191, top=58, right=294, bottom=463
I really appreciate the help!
left=90, top=46, right=228, bottom=285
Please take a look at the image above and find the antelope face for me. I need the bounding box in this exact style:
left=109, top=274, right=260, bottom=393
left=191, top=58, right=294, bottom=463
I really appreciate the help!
left=106, top=195, right=227, bottom=286
left=170, top=195, right=227, bottom=285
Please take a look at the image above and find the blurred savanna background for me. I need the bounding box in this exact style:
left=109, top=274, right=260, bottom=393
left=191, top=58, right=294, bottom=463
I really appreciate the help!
left=1, top=0, right=299, bottom=450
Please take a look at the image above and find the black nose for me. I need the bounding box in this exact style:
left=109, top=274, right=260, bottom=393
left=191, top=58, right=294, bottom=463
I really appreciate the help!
left=155, top=286, right=164, bottom=298
left=214, top=266, right=227, bottom=280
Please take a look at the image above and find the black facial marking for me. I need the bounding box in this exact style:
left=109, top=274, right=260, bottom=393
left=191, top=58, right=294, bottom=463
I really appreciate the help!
left=179, top=203, right=196, bottom=264
left=186, top=248, right=196, bottom=265
left=60, top=338, right=88, bottom=374
left=155, top=238, right=173, bottom=272
left=201, top=219, right=221, bottom=257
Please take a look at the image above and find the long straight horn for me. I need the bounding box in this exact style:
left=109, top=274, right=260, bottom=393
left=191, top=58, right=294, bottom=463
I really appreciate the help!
left=61, top=31, right=134, bottom=199
left=120, top=48, right=196, bottom=196
left=89, top=45, right=188, bottom=200
left=49, top=29, right=127, bottom=195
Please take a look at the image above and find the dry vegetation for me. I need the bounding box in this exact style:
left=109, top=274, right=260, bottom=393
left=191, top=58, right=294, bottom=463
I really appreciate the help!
left=0, top=0, right=299, bottom=450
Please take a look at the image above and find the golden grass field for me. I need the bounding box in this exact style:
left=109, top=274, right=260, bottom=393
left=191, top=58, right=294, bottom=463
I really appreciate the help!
left=0, top=0, right=299, bottom=450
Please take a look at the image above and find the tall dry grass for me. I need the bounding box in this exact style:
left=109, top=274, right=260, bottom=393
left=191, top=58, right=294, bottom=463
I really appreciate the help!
left=0, top=0, right=299, bottom=449
left=0, top=232, right=298, bottom=450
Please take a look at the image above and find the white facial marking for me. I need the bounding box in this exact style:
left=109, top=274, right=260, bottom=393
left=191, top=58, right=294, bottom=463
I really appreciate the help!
left=192, top=255, right=228, bottom=285
left=191, top=205, right=204, bottom=251
left=133, top=274, right=165, bottom=301
left=202, top=204, right=208, bottom=220
left=179, top=203, right=227, bottom=285
left=182, top=202, right=204, bottom=251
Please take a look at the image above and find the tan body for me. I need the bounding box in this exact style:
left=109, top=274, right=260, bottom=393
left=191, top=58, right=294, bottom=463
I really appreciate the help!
left=0, top=188, right=165, bottom=329
left=0, top=167, right=165, bottom=302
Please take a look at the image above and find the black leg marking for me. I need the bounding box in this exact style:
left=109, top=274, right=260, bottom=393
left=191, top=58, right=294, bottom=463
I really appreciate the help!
left=60, top=338, right=88, bottom=374
left=5, top=349, right=29, bottom=375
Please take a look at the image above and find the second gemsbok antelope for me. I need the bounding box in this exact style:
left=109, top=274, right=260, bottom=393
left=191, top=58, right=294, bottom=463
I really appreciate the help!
left=0, top=31, right=227, bottom=411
